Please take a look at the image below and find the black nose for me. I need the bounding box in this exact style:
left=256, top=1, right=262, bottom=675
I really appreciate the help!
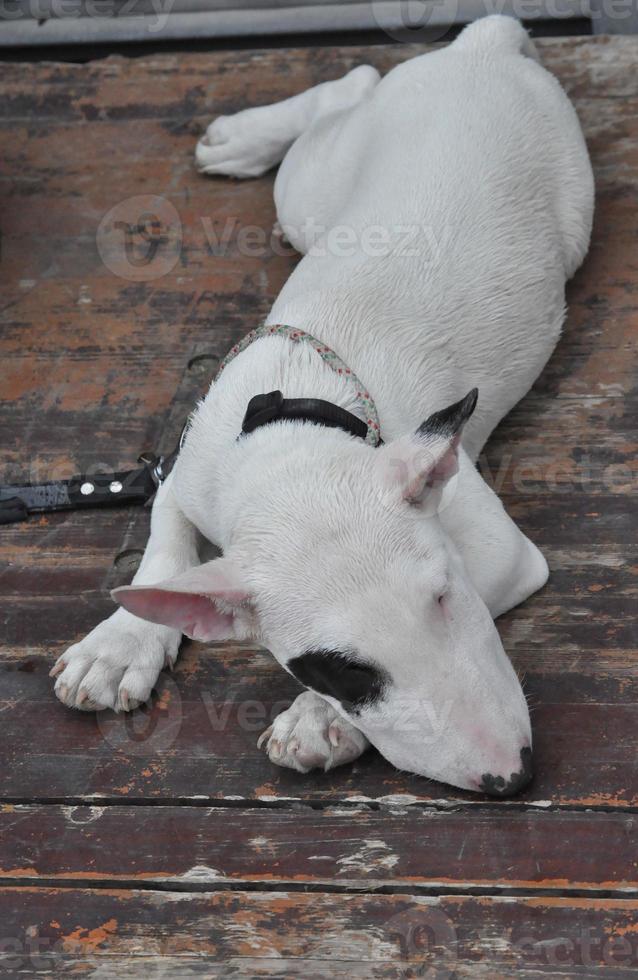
left=480, top=746, right=533, bottom=797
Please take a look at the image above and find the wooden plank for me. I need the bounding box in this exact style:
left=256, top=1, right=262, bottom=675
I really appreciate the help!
left=0, top=888, right=637, bottom=977
left=2, top=803, right=638, bottom=892
left=480, top=394, right=637, bottom=496
left=3, top=531, right=634, bottom=601
left=0, top=39, right=636, bottom=121
left=0, top=283, right=261, bottom=480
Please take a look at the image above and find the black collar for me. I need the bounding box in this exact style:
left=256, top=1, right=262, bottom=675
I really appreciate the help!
left=241, top=390, right=376, bottom=443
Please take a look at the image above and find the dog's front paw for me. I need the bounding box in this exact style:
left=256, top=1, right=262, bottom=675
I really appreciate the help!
left=258, top=691, right=369, bottom=773
left=50, top=609, right=180, bottom=712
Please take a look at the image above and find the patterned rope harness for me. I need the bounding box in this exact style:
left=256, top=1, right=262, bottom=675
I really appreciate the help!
left=217, top=323, right=383, bottom=447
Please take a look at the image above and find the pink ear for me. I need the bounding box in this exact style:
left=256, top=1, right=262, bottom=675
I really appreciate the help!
left=380, top=389, right=478, bottom=504
left=111, top=558, right=251, bottom=642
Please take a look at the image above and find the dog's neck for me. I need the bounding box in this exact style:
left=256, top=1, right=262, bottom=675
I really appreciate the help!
left=175, top=332, right=372, bottom=543
left=216, top=332, right=371, bottom=433
left=216, top=323, right=382, bottom=446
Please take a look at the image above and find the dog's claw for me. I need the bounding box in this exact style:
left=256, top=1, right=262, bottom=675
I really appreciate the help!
left=164, top=653, right=175, bottom=672
left=261, top=692, right=369, bottom=774
left=269, top=739, right=283, bottom=760
left=328, top=722, right=341, bottom=747
left=52, top=616, right=179, bottom=714
left=272, top=220, right=287, bottom=241
left=257, top=725, right=273, bottom=750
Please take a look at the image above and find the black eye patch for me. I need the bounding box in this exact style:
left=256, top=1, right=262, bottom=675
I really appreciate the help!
left=287, top=649, right=386, bottom=713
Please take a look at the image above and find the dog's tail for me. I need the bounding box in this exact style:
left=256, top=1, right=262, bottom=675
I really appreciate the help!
left=454, top=15, right=540, bottom=63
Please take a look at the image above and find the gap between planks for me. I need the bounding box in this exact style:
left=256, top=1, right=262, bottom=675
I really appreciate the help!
left=1, top=877, right=638, bottom=902
left=2, top=795, right=638, bottom=814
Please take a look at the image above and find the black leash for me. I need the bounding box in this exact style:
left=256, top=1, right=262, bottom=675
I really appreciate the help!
left=0, top=443, right=182, bottom=526
left=0, top=390, right=379, bottom=526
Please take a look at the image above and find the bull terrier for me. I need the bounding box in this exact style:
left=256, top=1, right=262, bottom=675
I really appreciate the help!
left=51, top=16, right=593, bottom=795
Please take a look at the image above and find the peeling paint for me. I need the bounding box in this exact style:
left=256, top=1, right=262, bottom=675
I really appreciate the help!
left=177, top=865, right=227, bottom=881
left=336, top=840, right=400, bottom=875
left=61, top=917, right=118, bottom=953
left=62, top=806, right=105, bottom=825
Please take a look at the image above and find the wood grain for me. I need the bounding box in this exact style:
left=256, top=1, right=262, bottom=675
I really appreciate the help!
left=2, top=803, right=638, bottom=892
left=0, top=889, right=637, bottom=977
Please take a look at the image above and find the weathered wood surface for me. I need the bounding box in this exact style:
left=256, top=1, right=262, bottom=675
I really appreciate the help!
left=2, top=803, right=638, bottom=891
left=0, top=33, right=636, bottom=976
left=1, top=889, right=637, bottom=977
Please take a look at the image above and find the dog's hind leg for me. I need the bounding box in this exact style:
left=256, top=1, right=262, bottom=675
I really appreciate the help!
left=51, top=475, right=199, bottom=712
left=195, top=64, right=380, bottom=179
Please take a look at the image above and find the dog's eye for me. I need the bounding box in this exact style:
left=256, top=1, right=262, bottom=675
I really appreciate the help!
left=287, top=649, right=386, bottom=712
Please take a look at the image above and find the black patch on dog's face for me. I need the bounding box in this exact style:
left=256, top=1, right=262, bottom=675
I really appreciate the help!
left=287, top=649, right=386, bottom=713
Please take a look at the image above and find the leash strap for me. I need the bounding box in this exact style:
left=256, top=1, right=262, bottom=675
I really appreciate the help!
left=2, top=325, right=383, bottom=525
left=0, top=444, right=182, bottom=526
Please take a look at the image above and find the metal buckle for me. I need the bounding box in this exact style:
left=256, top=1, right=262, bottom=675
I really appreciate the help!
left=138, top=451, right=167, bottom=488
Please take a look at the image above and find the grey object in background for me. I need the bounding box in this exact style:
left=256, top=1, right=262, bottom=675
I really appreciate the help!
left=0, top=0, right=596, bottom=48
left=590, top=0, right=638, bottom=34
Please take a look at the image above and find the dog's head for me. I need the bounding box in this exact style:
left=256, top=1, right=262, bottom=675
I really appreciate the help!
left=114, top=389, right=532, bottom=795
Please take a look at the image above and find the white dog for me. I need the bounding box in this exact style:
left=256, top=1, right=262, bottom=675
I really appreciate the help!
left=51, top=16, right=593, bottom=795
